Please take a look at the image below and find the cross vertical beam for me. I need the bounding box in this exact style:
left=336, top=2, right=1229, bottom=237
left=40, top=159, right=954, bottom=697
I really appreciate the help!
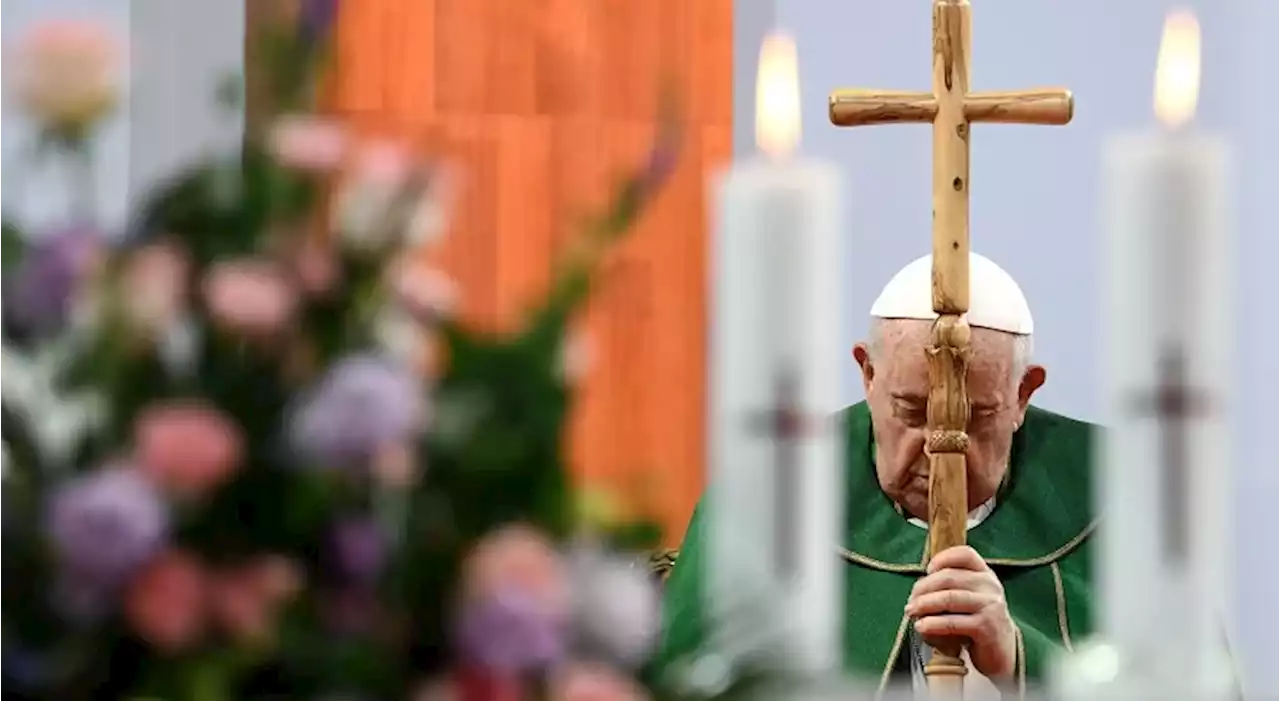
left=827, top=1, right=1073, bottom=696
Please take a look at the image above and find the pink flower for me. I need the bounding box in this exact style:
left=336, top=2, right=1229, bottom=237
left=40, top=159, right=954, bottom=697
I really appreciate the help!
left=208, top=565, right=275, bottom=643
left=293, top=242, right=342, bottom=297
left=388, top=259, right=458, bottom=319
left=354, top=139, right=414, bottom=188
left=550, top=663, right=650, bottom=701
left=10, top=21, right=120, bottom=132
left=268, top=115, right=348, bottom=171
left=124, top=550, right=208, bottom=653
left=202, top=260, right=298, bottom=337
left=121, top=243, right=189, bottom=334
left=243, top=554, right=303, bottom=604
left=134, top=402, right=243, bottom=499
left=332, top=141, right=417, bottom=251
left=463, top=525, right=568, bottom=616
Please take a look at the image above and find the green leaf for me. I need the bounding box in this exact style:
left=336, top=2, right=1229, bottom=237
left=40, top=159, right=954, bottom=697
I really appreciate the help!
left=2, top=220, right=25, bottom=270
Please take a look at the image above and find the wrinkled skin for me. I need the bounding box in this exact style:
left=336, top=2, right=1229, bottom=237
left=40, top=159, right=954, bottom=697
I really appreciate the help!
left=853, top=319, right=1046, bottom=521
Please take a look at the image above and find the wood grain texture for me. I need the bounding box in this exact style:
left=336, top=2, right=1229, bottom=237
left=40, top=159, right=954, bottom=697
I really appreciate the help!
left=930, top=0, right=972, bottom=315
left=248, top=0, right=730, bottom=544
left=829, top=89, right=1072, bottom=127
left=926, top=2, right=973, bottom=689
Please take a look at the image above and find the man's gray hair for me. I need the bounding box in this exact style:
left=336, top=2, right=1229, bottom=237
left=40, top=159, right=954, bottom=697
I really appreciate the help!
left=867, top=318, right=1033, bottom=385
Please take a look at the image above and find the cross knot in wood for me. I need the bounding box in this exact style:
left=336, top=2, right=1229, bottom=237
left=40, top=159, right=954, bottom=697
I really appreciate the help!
left=928, top=430, right=970, bottom=454
left=931, top=315, right=971, bottom=347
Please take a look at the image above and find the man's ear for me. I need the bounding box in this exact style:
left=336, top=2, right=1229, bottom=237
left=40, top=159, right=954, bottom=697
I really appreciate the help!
left=1016, top=364, right=1047, bottom=416
left=853, top=343, right=874, bottom=394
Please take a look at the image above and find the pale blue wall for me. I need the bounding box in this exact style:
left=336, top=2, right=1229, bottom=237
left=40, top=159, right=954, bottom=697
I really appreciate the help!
left=735, top=0, right=1277, bottom=692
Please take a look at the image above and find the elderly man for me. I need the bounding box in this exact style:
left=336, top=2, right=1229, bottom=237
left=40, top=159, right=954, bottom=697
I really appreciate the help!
left=656, top=253, right=1097, bottom=696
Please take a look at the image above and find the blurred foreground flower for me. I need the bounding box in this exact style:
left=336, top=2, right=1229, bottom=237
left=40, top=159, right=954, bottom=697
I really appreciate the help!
left=269, top=115, right=348, bottom=172
left=329, top=517, right=388, bottom=585
left=568, top=549, right=661, bottom=668
left=331, top=141, right=458, bottom=254
left=120, top=242, right=189, bottom=335
left=290, top=354, right=427, bottom=469
left=464, top=525, right=568, bottom=609
left=46, top=468, right=168, bottom=592
left=456, top=525, right=571, bottom=674
left=4, top=226, right=101, bottom=340
left=134, top=401, right=244, bottom=499
left=203, top=259, right=299, bottom=337
left=388, top=260, right=458, bottom=320
left=551, top=662, right=651, bottom=701
left=300, top=0, right=339, bottom=44
left=455, top=586, right=568, bottom=674
left=9, top=21, right=121, bottom=137
left=124, top=550, right=208, bottom=653
left=207, top=557, right=299, bottom=643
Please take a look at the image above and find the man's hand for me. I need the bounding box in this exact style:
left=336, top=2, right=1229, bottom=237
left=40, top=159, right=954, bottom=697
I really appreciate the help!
left=905, top=545, right=1017, bottom=680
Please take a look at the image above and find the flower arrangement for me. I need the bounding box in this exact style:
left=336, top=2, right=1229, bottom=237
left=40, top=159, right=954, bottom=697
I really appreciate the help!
left=0, top=7, right=714, bottom=700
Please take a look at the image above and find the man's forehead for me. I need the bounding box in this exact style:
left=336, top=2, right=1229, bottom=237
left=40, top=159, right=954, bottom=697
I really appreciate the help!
left=877, top=319, right=1016, bottom=358
left=874, top=321, right=1017, bottom=403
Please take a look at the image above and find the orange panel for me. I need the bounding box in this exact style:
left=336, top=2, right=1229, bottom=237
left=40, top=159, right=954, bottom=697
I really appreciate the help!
left=292, top=0, right=731, bottom=545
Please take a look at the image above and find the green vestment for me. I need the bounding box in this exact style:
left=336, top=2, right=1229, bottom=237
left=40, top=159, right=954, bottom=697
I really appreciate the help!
left=656, top=402, right=1099, bottom=695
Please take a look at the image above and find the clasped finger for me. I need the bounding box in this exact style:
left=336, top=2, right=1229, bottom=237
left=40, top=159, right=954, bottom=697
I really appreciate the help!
left=910, top=568, right=999, bottom=598
left=905, top=589, right=994, bottom=618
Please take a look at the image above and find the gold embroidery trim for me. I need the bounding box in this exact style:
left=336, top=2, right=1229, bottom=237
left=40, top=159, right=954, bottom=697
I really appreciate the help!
left=649, top=548, right=680, bottom=581
left=838, top=516, right=1101, bottom=572
left=877, top=613, right=912, bottom=696
left=1050, top=561, right=1074, bottom=652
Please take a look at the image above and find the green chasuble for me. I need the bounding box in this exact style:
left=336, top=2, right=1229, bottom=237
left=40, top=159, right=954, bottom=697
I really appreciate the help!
left=656, top=402, right=1099, bottom=695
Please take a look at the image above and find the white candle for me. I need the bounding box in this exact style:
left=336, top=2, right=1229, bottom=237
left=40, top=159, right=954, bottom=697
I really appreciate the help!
left=1098, top=10, right=1231, bottom=689
left=706, top=32, right=847, bottom=674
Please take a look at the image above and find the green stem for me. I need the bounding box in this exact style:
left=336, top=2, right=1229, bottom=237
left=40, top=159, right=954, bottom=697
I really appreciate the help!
left=65, top=139, right=97, bottom=224
left=190, top=656, right=231, bottom=701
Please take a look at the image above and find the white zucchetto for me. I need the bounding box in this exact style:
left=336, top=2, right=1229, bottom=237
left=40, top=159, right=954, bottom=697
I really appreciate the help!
left=869, top=252, right=1034, bottom=334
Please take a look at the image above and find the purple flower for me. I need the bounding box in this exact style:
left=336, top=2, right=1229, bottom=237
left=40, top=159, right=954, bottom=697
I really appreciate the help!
left=45, top=468, right=168, bottom=591
left=454, top=586, right=568, bottom=674
left=4, top=226, right=99, bottom=339
left=300, top=0, right=338, bottom=44
left=290, top=354, right=426, bottom=468
left=329, top=517, right=387, bottom=585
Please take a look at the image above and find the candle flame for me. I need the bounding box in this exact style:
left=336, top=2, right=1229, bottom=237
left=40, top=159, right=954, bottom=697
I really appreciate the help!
left=756, top=32, right=801, bottom=158
left=1153, top=10, right=1201, bottom=129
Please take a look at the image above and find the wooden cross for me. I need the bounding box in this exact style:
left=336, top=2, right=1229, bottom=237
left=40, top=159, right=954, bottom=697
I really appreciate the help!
left=1131, top=347, right=1210, bottom=565
left=745, top=365, right=815, bottom=579
left=828, top=1, right=1073, bottom=694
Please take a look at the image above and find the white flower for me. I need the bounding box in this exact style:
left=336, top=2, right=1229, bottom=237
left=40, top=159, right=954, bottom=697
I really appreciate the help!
left=407, top=196, right=448, bottom=247
left=333, top=182, right=398, bottom=253
left=333, top=140, right=416, bottom=253
left=1, top=343, right=106, bottom=470
left=569, top=549, right=661, bottom=668
left=374, top=308, right=427, bottom=367
left=558, top=330, right=595, bottom=383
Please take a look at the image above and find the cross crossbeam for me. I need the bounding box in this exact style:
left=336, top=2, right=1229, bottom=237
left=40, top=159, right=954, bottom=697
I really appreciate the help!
left=830, top=88, right=1073, bottom=127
